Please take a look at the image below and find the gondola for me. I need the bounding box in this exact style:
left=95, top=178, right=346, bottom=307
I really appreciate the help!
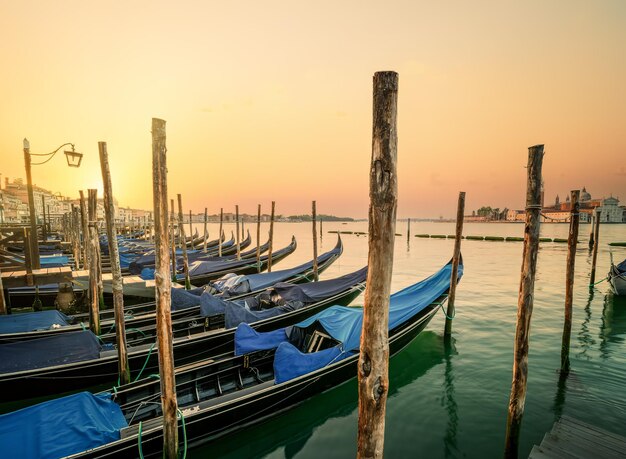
left=0, top=265, right=366, bottom=403
left=0, top=236, right=344, bottom=343
left=0, top=259, right=462, bottom=458
left=608, top=255, right=626, bottom=296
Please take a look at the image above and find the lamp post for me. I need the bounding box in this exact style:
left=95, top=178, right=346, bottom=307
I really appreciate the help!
left=23, top=138, right=83, bottom=269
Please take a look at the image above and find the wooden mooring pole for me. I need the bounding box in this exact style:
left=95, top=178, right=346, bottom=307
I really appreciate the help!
left=0, top=269, right=5, bottom=315
left=235, top=205, right=241, bottom=260
left=444, top=191, right=465, bottom=337
left=218, top=208, right=223, bottom=257
left=560, top=190, right=580, bottom=375
left=72, top=206, right=81, bottom=270
left=357, top=71, right=398, bottom=459
left=312, top=201, right=319, bottom=281
left=589, top=207, right=602, bottom=287
left=188, top=209, right=193, bottom=239
left=169, top=199, right=177, bottom=281
left=41, top=195, right=47, bottom=241
left=177, top=194, right=191, bottom=289
left=504, top=144, right=544, bottom=459
left=256, top=204, right=261, bottom=272
left=151, top=118, right=179, bottom=458
left=203, top=207, right=208, bottom=253
left=407, top=218, right=411, bottom=243
left=99, top=141, right=130, bottom=385
left=268, top=201, right=275, bottom=272
left=87, top=189, right=101, bottom=336
left=79, top=191, right=89, bottom=270
left=588, top=211, right=595, bottom=249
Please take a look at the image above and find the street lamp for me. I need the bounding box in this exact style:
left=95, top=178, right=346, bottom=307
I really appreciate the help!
left=23, top=138, right=83, bottom=269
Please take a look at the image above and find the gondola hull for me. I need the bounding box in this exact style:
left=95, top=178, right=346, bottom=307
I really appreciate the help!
left=608, top=264, right=626, bottom=295
left=68, top=299, right=442, bottom=458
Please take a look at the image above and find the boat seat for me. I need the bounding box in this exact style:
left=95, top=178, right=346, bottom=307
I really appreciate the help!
left=306, top=330, right=333, bottom=353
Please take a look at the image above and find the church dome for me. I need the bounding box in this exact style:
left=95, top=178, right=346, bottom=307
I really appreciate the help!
left=581, top=187, right=591, bottom=201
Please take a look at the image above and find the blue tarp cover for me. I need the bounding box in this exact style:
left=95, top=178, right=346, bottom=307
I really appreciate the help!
left=0, top=330, right=101, bottom=374
left=617, top=258, right=626, bottom=273
left=0, top=391, right=127, bottom=459
left=223, top=267, right=367, bottom=329
left=251, top=260, right=462, bottom=383
left=0, top=310, right=70, bottom=334
left=235, top=323, right=289, bottom=355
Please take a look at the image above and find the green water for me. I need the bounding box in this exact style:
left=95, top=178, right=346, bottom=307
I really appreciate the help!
left=188, top=221, right=626, bottom=458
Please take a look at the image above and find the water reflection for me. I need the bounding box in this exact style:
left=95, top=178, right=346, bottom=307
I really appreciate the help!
left=600, top=293, right=626, bottom=352
left=576, top=290, right=595, bottom=360
left=443, top=337, right=459, bottom=459
left=190, top=332, right=447, bottom=458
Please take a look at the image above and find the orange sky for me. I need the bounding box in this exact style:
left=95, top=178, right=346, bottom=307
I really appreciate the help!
left=1, top=1, right=624, bottom=218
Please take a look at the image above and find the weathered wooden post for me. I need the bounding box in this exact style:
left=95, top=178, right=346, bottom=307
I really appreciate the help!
left=312, top=201, right=319, bottom=281
left=188, top=209, right=193, bottom=241
left=588, top=210, right=595, bottom=249
left=357, top=71, right=398, bottom=459
left=177, top=194, right=191, bottom=289
left=241, top=217, right=245, bottom=240
left=72, top=206, right=82, bottom=270
left=406, top=218, right=411, bottom=243
left=79, top=190, right=89, bottom=270
left=560, top=190, right=580, bottom=374
left=203, top=207, right=208, bottom=253
left=504, top=144, right=544, bottom=459
left=87, top=189, right=101, bottom=336
left=444, top=191, right=465, bottom=337
left=589, top=207, right=602, bottom=287
left=169, top=199, right=177, bottom=281
left=99, top=141, right=130, bottom=385
left=320, top=216, right=323, bottom=240
left=256, top=204, right=261, bottom=272
left=268, top=201, right=275, bottom=272
left=152, top=118, right=179, bottom=458
left=235, top=205, right=241, bottom=260
left=218, top=208, right=223, bottom=257
left=41, top=195, right=47, bottom=241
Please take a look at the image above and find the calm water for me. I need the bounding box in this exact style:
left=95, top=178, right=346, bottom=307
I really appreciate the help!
left=188, top=220, right=626, bottom=458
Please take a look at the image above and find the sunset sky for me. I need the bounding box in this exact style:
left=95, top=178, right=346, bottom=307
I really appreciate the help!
left=1, top=1, right=624, bottom=218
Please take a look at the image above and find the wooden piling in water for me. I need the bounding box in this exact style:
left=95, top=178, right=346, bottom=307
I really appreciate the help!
left=99, top=141, right=130, bottom=385
left=151, top=118, right=179, bottom=458
left=268, top=201, right=275, bottom=272
left=87, top=189, right=101, bottom=336
left=79, top=191, right=89, bottom=270
left=72, top=206, right=81, bottom=270
left=589, top=208, right=602, bottom=286
left=235, top=205, right=241, bottom=260
left=188, top=209, right=193, bottom=240
left=169, top=199, right=177, bottom=280
left=0, top=268, right=6, bottom=315
left=407, top=218, right=411, bottom=243
left=504, top=144, right=544, bottom=459
left=203, top=207, right=208, bottom=253
left=357, top=71, right=398, bottom=459
left=588, top=211, right=595, bottom=249
left=444, top=191, right=465, bottom=337
left=41, top=195, right=47, bottom=241
left=560, top=190, right=580, bottom=374
left=177, top=194, right=191, bottom=289
left=312, top=201, right=319, bottom=281
left=218, top=208, right=223, bottom=257
left=320, top=217, right=323, bottom=240
left=256, top=204, right=261, bottom=272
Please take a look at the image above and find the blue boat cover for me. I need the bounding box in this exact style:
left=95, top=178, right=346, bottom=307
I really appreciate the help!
left=235, top=260, right=462, bottom=383
left=40, top=255, right=69, bottom=266
left=0, top=310, right=70, bottom=334
left=223, top=267, right=367, bottom=329
left=185, top=238, right=295, bottom=278
left=234, top=323, right=289, bottom=355
left=0, top=331, right=101, bottom=374
left=0, top=391, right=127, bottom=458
left=274, top=342, right=346, bottom=384
left=617, top=258, right=626, bottom=273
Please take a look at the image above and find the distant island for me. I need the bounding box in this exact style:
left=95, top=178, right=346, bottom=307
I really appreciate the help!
left=285, top=214, right=355, bottom=222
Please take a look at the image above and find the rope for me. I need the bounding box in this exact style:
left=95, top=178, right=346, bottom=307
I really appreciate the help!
left=589, top=277, right=607, bottom=287
left=177, top=408, right=188, bottom=459
left=134, top=342, right=156, bottom=382
left=437, top=301, right=455, bottom=320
